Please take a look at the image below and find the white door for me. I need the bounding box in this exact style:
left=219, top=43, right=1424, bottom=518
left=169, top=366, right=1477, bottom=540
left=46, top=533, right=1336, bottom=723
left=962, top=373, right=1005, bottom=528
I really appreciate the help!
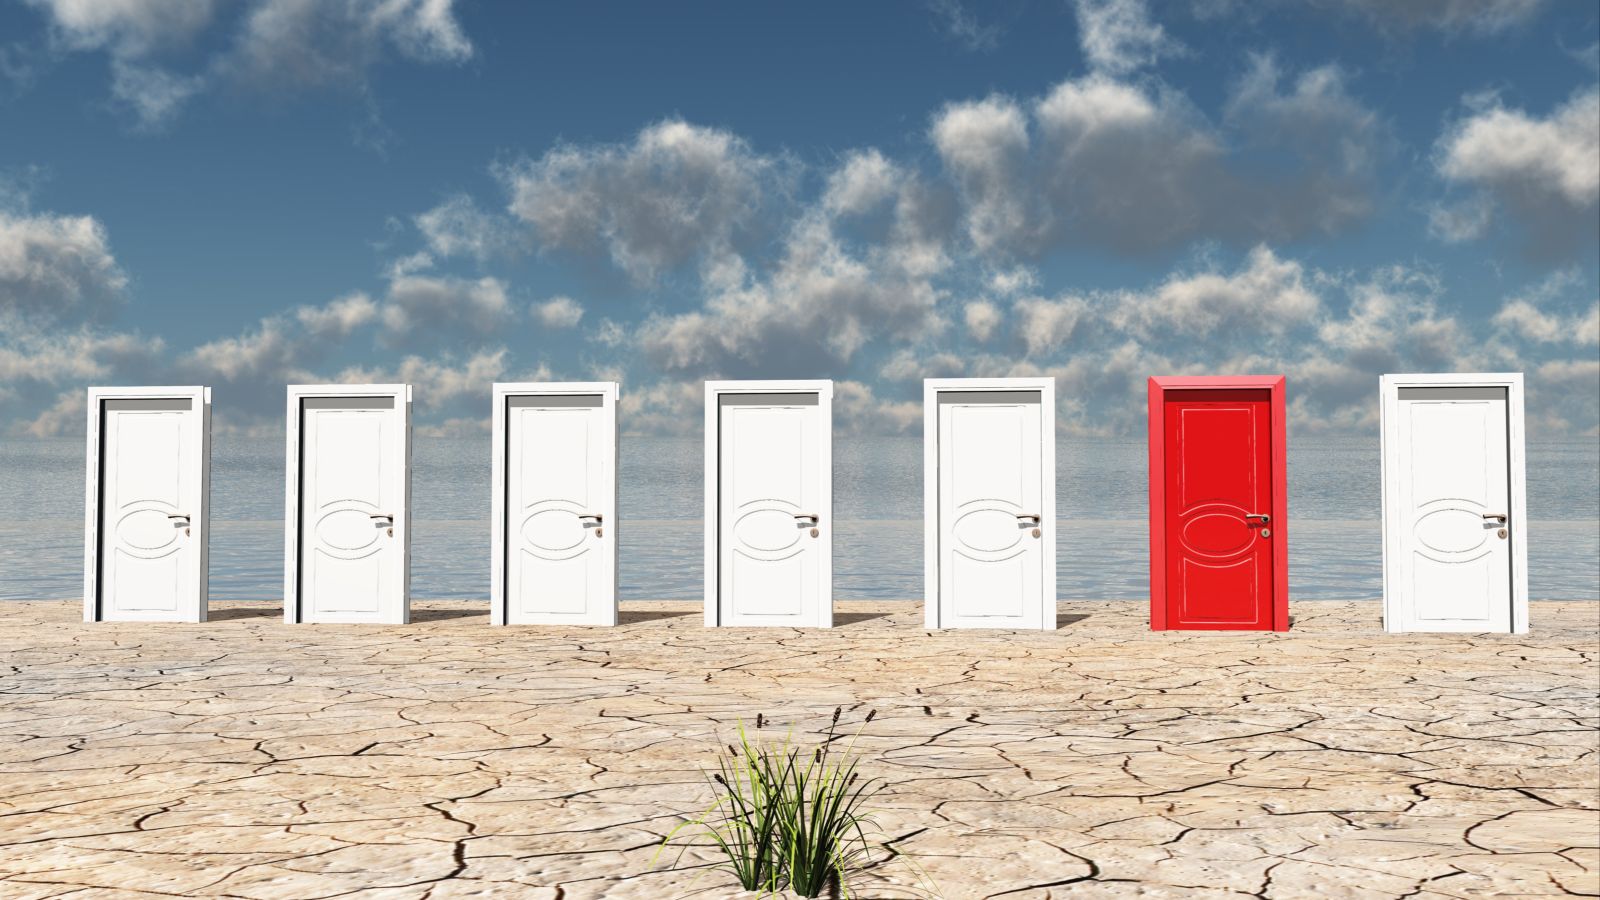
left=935, top=390, right=1048, bottom=629
left=713, top=390, right=831, bottom=627
left=94, top=397, right=207, bottom=622
left=1389, top=386, right=1514, bottom=632
left=297, top=395, right=408, bottom=623
left=504, top=393, right=616, bottom=624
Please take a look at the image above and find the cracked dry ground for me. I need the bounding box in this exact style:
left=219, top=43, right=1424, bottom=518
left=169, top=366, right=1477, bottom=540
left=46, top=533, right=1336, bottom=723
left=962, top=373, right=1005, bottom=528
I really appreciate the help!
left=0, top=601, right=1596, bottom=900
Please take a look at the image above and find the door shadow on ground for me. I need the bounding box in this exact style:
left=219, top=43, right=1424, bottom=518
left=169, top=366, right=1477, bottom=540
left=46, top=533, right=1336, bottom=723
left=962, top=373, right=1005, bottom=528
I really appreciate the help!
left=1056, top=613, right=1090, bottom=628
left=209, top=606, right=281, bottom=621
left=834, top=611, right=891, bottom=626
left=412, top=607, right=485, bottom=622
left=618, top=609, right=701, bottom=624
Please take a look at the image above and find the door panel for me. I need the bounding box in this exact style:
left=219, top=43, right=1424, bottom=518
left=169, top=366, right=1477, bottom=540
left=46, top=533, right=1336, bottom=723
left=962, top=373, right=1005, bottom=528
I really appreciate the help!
left=300, top=397, right=403, bottom=623
left=1163, top=390, right=1274, bottom=629
left=1394, top=387, right=1511, bottom=631
left=937, top=391, right=1044, bottom=628
left=506, top=395, right=614, bottom=624
left=718, top=395, right=822, bottom=626
left=99, top=398, right=197, bottom=620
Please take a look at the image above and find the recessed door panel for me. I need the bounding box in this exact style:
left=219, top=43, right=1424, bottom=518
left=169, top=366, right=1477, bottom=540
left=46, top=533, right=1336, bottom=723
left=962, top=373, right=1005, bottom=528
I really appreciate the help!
left=716, top=392, right=826, bottom=627
left=298, top=396, right=405, bottom=623
left=936, top=390, right=1046, bottom=629
left=1162, top=389, right=1275, bottom=630
left=96, top=397, right=204, bottom=622
left=504, top=393, right=615, bottom=625
left=1392, top=386, right=1512, bottom=632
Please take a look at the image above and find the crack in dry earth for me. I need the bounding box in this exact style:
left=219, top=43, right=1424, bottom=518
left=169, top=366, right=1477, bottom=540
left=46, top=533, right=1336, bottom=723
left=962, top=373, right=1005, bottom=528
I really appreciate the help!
left=0, top=600, right=1595, bottom=899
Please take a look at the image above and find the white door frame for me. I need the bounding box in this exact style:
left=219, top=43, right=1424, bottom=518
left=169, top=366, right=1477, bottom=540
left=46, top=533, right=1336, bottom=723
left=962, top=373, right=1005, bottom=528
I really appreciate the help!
left=83, top=385, right=212, bottom=623
left=704, top=380, right=833, bottom=628
left=284, top=384, right=412, bottom=624
left=923, top=378, right=1056, bottom=630
left=490, top=381, right=620, bottom=626
left=1380, top=372, right=1528, bottom=633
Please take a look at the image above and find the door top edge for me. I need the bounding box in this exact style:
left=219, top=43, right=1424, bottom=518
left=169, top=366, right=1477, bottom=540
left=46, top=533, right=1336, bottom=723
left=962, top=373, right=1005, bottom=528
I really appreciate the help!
left=705, top=379, right=833, bottom=394
left=926, top=377, right=1054, bottom=391
left=493, top=381, right=619, bottom=396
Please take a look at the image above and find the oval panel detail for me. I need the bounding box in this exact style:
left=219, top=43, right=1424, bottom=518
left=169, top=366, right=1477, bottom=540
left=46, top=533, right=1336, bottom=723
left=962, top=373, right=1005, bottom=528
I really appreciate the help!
left=116, top=509, right=180, bottom=551
left=953, top=509, right=1022, bottom=553
left=734, top=509, right=802, bottom=553
left=1414, top=508, right=1489, bottom=554
left=316, top=509, right=381, bottom=551
left=522, top=509, right=586, bottom=552
left=1181, top=513, right=1253, bottom=556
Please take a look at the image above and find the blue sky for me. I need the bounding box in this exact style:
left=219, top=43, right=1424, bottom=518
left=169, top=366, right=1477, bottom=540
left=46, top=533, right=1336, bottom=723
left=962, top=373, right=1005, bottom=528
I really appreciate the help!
left=1, top=0, right=1596, bottom=438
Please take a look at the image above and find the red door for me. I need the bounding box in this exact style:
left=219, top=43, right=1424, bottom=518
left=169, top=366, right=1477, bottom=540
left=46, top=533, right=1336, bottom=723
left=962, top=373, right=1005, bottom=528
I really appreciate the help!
left=1149, top=378, right=1287, bottom=631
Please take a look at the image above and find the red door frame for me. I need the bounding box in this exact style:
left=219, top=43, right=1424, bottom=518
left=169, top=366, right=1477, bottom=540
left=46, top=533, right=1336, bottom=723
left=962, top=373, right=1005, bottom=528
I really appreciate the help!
left=1148, top=376, right=1288, bottom=631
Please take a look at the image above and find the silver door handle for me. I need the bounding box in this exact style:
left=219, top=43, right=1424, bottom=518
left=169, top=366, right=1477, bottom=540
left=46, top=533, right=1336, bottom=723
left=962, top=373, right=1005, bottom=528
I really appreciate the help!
left=579, top=513, right=603, bottom=523
left=1482, top=513, right=1506, bottom=524
left=793, top=513, right=819, bottom=524
left=1245, top=513, right=1270, bottom=524
left=1016, top=513, right=1041, bottom=524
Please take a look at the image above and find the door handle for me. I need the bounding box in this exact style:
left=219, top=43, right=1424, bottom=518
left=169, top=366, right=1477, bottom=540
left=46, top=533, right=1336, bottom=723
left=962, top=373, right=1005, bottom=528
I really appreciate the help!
left=1016, top=513, right=1041, bottom=524
left=369, top=513, right=395, bottom=537
left=793, top=513, right=819, bottom=524
left=167, top=513, right=191, bottom=536
left=1245, top=513, right=1270, bottom=524
left=580, top=513, right=604, bottom=537
left=1482, top=513, right=1506, bottom=524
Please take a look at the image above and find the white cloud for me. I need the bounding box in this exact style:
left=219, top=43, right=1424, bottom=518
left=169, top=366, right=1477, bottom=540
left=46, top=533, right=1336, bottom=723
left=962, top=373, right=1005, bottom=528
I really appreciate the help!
left=226, top=0, right=474, bottom=89
left=964, top=300, right=1001, bottom=342
left=926, top=0, right=1005, bottom=52
left=1491, top=270, right=1600, bottom=345
left=533, top=296, right=584, bottom=329
left=0, top=208, right=127, bottom=322
left=1316, top=0, right=1546, bottom=35
left=380, top=274, right=513, bottom=340
left=24, top=0, right=218, bottom=56
left=415, top=194, right=518, bottom=262
left=19, top=0, right=474, bottom=128
left=338, top=348, right=507, bottom=411
left=501, top=120, right=790, bottom=285
left=930, top=95, right=1034, bottom=254
left=1434, top=88, right=1600, bottom=255
left=1113, top=244, right=1321, bottom=337
left=1016, top=294, right=1091, bottom=356
left=1072, top=0, right=1183, bottom=75
left=932, top=64, right=1381, bottom=255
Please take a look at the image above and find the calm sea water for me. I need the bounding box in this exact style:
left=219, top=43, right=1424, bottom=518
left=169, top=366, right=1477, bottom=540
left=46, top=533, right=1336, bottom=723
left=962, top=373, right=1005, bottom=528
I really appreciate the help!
left=1, top=434, right=1595, bottom=601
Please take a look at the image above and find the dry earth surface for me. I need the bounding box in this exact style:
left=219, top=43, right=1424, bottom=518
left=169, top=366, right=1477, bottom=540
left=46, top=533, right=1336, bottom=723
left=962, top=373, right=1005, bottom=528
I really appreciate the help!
left=0, top=600, right=1596, bottom=900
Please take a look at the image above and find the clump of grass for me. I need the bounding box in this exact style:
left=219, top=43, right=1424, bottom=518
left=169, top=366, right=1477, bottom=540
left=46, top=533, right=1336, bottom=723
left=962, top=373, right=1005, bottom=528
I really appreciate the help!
left=662, top=708, right=932, bottom=898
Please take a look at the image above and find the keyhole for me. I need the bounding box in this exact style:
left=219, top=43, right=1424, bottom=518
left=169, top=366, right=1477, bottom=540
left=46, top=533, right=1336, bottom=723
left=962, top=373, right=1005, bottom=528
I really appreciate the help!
left=387, top=527, right=394, bottom=537
left=596, top=527, right=604, bottom=538
left=1497, top=528, right=1507, bottom=539
left=1261, top=528, right=1271, bottom=538
left=1031, top=528, right=1041, bottom=538
left=810, top=527, right=819, bottom=538
left=184, top=527, right=190, bottom=537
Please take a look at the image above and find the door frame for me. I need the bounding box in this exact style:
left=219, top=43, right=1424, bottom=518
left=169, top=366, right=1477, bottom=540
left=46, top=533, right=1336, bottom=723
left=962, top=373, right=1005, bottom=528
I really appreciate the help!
left=490, top=381, right=620, bottom=626
left=283, top=384, right=412, bottom=624
left=1147, top=375, right=1288, bottom=631
left=703, top=380, right=834, bottom=628
left=83, top=385, right=212, bottom=623
left=923, top=377, right=1057, bottom=630
left=1379, top=372, right=1528, bottom=634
